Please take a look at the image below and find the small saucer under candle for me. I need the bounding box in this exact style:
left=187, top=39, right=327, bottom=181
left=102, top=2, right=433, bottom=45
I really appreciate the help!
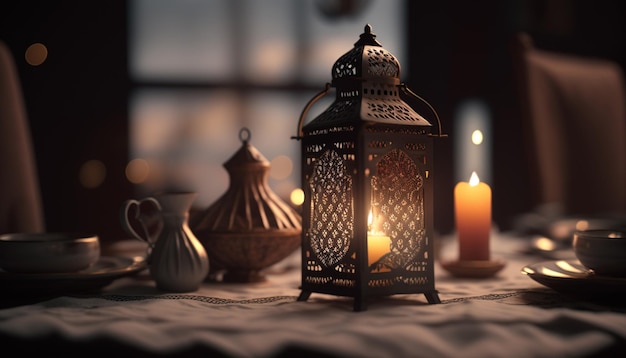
left=440, top=259, right=506, bottom=278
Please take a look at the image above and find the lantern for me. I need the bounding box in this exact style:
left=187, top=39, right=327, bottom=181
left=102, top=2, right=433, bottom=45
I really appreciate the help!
left=293, top=25, right=445, bottom=311
left=191, top=128, right=301, bottom=283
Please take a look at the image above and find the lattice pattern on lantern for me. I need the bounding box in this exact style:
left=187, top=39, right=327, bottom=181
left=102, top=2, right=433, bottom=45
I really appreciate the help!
left=332, top=43, right=400, bottom=80
left=365, top=48, right=399, bottom=77
left=314, top=100, right=360, bottom=125
left=333, top=47, right=363, bottom=79
left=367, top=126, right=430, bottom=136
left=308, top=150, right=354, bottom=269
left=312, top=96, right=429, bottom=128
left=365, top=99, right=420, bottom=122
left=370, top=149, right=425, bottom=272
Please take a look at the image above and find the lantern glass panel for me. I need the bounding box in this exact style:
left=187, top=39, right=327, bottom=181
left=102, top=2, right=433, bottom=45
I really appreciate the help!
left=370, top=148, right=425, bottom=273
left=308, top=149, right=354, bottom=270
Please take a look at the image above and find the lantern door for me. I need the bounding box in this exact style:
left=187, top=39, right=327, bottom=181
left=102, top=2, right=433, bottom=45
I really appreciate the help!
left=299, top=129, right=360, bottom=300
left=362, top=126, right=437, bottom=300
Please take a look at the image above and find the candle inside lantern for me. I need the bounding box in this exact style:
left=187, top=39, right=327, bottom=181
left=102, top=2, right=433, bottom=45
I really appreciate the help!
left=367, top=210, right=390, bottom=266
left=454, top=171, right=491, bottom=261
left=368, top=233, right=391, bottom=266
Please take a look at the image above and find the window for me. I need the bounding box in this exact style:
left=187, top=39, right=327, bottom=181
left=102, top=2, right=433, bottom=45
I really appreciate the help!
left=129, top=0, right=406, bottom=208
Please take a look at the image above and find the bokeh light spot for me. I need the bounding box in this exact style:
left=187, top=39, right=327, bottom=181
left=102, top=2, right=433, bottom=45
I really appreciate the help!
left=25, top=43, right=48, bottom=66
left=471, top=129, right=483, bottom=145
left=290, top=188, right=304, bottom=206
left=79, top=160, right=106, bottom=189
left=126, top=158, right=150, bottom=184
left=270, top=155, right=293, bottom=180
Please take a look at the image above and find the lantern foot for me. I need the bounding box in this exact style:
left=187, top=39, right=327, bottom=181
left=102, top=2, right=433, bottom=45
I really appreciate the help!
left=353, top=298, right=367, bottom=312
left=297, top=290, right=311, bottom=302
left=424, top=290, right=441, bottom=304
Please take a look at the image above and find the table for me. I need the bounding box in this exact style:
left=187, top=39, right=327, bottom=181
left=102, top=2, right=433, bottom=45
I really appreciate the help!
left=1, top=231, right=625, bottom=357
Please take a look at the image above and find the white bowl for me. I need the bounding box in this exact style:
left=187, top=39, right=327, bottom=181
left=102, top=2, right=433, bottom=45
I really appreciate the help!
left=573, top=230, right=626, bottom=277
left=0, top=232, right=100, bottom=273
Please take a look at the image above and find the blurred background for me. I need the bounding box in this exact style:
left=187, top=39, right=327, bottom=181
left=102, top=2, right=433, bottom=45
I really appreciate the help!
left=1, top=0, right=624, bottom=242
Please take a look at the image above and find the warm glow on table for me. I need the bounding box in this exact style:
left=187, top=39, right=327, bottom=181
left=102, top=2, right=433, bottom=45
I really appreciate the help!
left=454, top=171, right=491, bottom=261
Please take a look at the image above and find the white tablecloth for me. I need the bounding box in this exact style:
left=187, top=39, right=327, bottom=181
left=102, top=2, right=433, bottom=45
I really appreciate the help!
left=1, top=232, right=625, bottom=357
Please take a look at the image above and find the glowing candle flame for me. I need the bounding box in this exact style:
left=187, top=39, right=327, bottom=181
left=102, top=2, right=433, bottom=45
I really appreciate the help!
left=469, top=171, right=480, bottom=187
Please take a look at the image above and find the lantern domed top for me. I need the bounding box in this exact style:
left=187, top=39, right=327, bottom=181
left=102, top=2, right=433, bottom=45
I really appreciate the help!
left=332, top=24, right=401, bottom=85
left=299, top=24, right=432, bottom=132
left=191, top=128, right=301, bottom=233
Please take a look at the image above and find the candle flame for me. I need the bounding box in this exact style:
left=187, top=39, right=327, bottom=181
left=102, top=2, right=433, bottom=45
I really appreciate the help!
left=469, top=171, right=480, bottom=186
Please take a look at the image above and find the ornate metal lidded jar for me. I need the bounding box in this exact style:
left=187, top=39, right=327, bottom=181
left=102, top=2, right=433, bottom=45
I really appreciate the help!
left=293, top=24, right=446, bottom=311
left=191, top=128, right=301, bottom=283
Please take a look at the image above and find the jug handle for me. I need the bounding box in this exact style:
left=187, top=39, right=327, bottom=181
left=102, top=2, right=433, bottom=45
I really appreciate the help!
left=120, top=197, right=162, bottom=247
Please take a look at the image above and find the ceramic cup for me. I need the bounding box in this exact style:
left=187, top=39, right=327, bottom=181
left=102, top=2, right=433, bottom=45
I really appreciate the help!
left=0, top=232, right=100, bottom=273
left=572, top=229, right=626, bottom=277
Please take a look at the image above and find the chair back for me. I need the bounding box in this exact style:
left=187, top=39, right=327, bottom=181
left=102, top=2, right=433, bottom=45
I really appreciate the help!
left=512, top=33, right=626, bottom=216
left=0, top=40, right=45, bottom=233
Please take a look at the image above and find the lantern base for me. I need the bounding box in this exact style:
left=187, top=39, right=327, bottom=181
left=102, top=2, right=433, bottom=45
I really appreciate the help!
left=440, top=259, right=506, bottom=278
left=297, top=290, right=441, bottom=311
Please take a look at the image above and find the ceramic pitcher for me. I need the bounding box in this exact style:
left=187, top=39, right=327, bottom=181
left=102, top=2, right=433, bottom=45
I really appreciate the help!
left=121, top=191, right=209, bottom=292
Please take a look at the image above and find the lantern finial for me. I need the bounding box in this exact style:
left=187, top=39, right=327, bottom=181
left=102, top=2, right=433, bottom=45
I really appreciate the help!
left=354, top=23, right=381, bottom=47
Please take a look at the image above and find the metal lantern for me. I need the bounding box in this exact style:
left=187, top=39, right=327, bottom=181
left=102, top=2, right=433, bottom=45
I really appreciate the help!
left=293, top=25, right=445, bottom=311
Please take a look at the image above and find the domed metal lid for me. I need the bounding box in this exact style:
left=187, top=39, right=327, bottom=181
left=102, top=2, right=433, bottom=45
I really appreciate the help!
left=331, top=24, right=401, bottom=86
left=302, top=24, right=431, bottom=131
left=190, top=128, right=301, bottom=233
left=223, top=128, right=269, bottom=172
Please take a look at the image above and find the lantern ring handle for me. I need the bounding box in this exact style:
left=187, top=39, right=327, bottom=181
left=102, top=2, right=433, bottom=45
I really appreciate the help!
left=400, top=84, right=448, bottom=138
left=292, top=83, right=332, bottom=140
left=239, top=127, right=251, bottom=143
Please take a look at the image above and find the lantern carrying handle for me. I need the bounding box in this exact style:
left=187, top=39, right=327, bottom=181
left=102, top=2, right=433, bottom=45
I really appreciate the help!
left=292, top=83, right=332, bottom=140
left=400, top=84, right=448, bottom=138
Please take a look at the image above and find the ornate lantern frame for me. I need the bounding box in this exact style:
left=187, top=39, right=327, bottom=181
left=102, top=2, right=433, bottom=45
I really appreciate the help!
left=293, top=25, right=446, bottom=311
